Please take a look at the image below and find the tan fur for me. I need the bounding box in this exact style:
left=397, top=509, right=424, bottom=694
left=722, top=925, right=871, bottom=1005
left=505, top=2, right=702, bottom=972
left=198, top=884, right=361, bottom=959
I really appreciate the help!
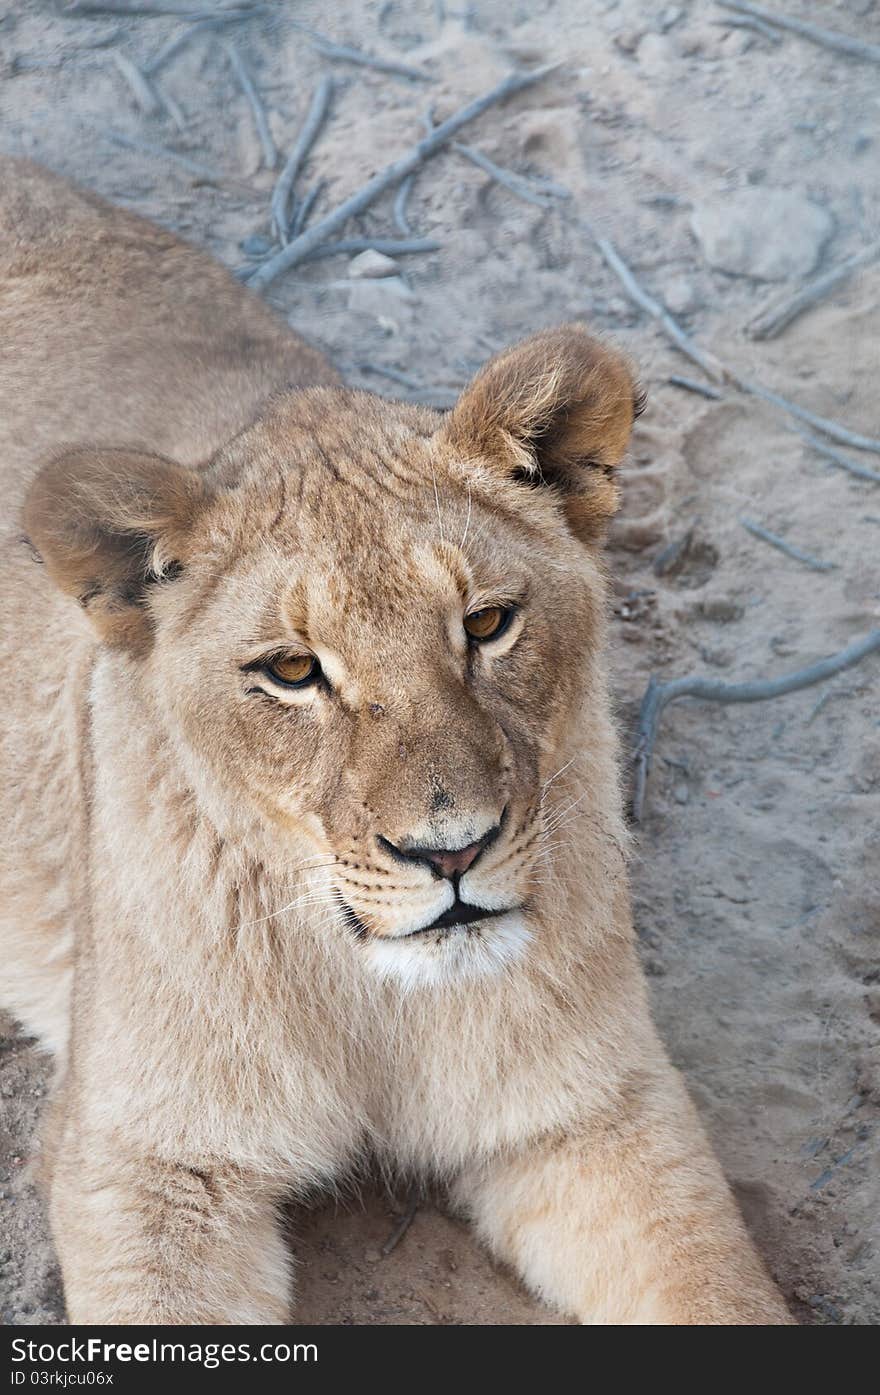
left=0, top=158, right=791, bottom=1324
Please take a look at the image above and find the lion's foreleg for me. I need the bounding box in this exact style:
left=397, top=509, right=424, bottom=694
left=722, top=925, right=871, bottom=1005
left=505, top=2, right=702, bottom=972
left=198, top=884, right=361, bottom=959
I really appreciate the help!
left=50, top=1142, right=292, bottom=1324
left=452, top=1062, right=792, bottom=1325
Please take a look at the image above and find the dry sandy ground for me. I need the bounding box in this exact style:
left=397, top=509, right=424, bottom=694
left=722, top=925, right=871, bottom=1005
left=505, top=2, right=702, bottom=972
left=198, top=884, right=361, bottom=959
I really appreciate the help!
left=1, top=0, right=878, bottom=1326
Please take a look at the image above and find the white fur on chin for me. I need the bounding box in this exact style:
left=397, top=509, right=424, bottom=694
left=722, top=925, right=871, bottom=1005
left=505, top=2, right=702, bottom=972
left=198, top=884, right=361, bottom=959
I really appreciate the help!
left=361, top=912, right=533, bottom=992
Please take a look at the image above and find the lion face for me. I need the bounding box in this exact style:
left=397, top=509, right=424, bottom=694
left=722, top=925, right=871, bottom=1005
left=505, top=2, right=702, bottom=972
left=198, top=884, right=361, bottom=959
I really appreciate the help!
left=25, top=327, right=639, bottom=988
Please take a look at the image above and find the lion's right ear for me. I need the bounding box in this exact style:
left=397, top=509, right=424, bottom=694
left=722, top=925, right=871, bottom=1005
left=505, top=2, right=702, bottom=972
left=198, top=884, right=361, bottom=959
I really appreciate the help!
left=22, top=448, right=208, bottom=647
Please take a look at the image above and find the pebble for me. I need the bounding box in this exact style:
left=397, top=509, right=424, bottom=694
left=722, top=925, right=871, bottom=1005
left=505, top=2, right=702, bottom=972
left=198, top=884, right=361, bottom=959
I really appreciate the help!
left=613, top=28, right=644, bottom=55
left=348, top=249, right=399, bottom=279
left=348, top=277, right=417, bottom=321
left=660, top=274, right=701, bottom=316
left=691, top=188, right=834, bottom=281
left=239, top=234, right=273, bottom=258
left=674, top=783, right=690, bottom=805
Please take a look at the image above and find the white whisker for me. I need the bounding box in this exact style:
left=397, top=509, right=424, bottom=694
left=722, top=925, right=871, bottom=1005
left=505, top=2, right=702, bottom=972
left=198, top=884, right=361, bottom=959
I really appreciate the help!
left=459, top=482, right=472, bottom=552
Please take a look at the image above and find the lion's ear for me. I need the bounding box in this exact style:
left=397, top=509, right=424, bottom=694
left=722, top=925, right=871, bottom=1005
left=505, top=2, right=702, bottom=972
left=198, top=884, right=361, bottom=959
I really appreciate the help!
left=23, top=448, right=208, bottom=647
left=442, top=325, right=643, bottom=543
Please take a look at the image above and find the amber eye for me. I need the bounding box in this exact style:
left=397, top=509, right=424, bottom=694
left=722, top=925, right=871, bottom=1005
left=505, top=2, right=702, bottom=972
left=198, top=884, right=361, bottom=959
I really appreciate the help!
left=463, top=605, right=513, bottom=643
left=263, top=653, right=321, bottom=688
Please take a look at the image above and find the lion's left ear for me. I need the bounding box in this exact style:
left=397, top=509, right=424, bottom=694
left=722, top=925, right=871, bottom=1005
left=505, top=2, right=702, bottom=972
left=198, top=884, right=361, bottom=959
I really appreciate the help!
left=22, top=447, right=208, bottom=649
left=441, top=325, right=643, bottom=543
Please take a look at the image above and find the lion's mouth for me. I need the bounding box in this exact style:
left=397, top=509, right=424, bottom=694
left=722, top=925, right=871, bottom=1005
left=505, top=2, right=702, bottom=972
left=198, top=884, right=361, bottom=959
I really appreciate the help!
left=339, top=895, right=520, bottom=941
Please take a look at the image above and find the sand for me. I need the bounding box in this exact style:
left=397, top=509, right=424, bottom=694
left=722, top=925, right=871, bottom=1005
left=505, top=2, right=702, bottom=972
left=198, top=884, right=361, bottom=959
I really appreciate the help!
left=1, top=0, right=878, bottom=1326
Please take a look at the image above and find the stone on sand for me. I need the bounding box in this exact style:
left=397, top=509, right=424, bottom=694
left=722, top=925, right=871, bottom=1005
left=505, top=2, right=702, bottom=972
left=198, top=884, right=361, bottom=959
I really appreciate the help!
left=690, top=188, right=833, bottom=281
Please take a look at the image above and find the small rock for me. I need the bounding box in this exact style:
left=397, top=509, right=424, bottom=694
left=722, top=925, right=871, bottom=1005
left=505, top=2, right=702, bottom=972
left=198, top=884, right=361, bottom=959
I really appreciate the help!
left=239, top=234, right=273, bottom=258
left=348, top=277, right=417, bottom=322
left=674, top=783, right=690, bottom=805
left=691, top=189, right=834, bottom=281
left=696, top=597, right=745, bottom=624
left=613, top=27, right=644, bottom=55
left=660, top=274, right=701, bottom=316
left=348, top=249, right=399, bottom=279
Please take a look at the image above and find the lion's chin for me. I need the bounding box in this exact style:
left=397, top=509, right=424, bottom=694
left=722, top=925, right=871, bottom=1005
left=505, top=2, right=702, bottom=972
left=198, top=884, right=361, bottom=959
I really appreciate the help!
left=360, top=912, right=532, bottom=992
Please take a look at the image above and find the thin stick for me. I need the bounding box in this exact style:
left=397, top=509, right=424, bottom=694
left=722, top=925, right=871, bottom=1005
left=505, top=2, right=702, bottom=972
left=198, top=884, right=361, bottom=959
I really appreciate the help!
left=584, top=223, right=727, bottom=382
left=113, top=52, right=162, bottom=115
left=716, top=14, right=782, bottom=43
left=586, top=224, right=880, bottom=453
left=740, top=517, right=835, bottom=572
left=157, top=85, right=186, bottom=129
left=303, top=236, right=440, bottom=262
left=290, top=181, right=323, bottom=238
left=453, top=142, right=570, bottom=207
left=250, top=65, right=559, bottom=292
left=223, top=41, right=277, bottom=169
left=734, top=375, right=880, bottom=454
left=796, top=429, right=880, bottom=485
left=393, top=172, right=416, bottom=235
left=146, top=18, right=244, bottom=73
left=631, top=631, right=880, bottom=821
left=716, top=1, right=880, bottom=64
left=310, top=36, right=432, bottom=83
left=381, top=1193, right=421, bottom=1257
left=271, top=75, right=334, bottom=245
left=63, top=3, right=264, bottom=17
left=747, top=241, right=880, bottom=340
left=359, top=363, right=422, bottom=389
left=668, top=375, right=723, bottom=400
left=104, top=129, right=245, bottom=189
left=115, top=53, right=185, bottom=128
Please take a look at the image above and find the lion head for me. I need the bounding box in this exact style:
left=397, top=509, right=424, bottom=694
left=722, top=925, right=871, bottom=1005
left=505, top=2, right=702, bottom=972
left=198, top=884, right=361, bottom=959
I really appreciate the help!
left=24, top=326, right=640, bottom=988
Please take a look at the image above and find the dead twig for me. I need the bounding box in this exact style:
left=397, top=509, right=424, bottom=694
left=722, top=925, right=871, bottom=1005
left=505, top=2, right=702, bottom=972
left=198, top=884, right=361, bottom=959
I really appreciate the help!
left=668, top=375, right=723, bottom=400
left=806, top=687, right=852, bottom=726
left=452, top=142, right=570, bottom=207
left=223, top=41, right=277, bottom=170
left=63, top=2, right=264, bottom=17
left=105, top=129, right=246, bottom=189
left=249, top=65, right=560, bottom=292
left=740, top=517, right=835, bottom=572
left=716, top=1, right=880, bottom=63
left=735, top=376, right=880, bottom=454
left=632, top=631, right=880, bottom=822
left=271, top=76, right=334, bottom=246
left=797, top=429, right=880, bottom=485
left=113, top=52, right=162, bottom=115
left=584, top=223, right=727, bottom=382
left=715, top=14, right=782, bottom=43
left=290, top=181, right=323, bottom=238
left=585, top=227, right=880, bottom=454
left=237, top=237, right=438, bottom=280
left=748, top=241, right=880, bottom=340
left=310, top=36, right=432, bottom=83
left=146, top=18, right=243, bottom=73
left=380, top=1192, right=420, bottom=1256
left=359, top=363, right=422, bottom=390
left=393, top=172, right=416, bottom=235
left=114, top=52, right=184, bottom=127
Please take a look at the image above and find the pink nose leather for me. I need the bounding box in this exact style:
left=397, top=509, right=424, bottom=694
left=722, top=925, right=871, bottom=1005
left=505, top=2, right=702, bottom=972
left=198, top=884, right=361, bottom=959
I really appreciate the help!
left=423, top=842, right=484, bottom=879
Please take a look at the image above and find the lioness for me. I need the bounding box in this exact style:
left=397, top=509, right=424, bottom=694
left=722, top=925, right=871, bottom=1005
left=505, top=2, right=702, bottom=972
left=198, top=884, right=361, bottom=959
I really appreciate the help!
left=0, top=157, right=791, bottom=1325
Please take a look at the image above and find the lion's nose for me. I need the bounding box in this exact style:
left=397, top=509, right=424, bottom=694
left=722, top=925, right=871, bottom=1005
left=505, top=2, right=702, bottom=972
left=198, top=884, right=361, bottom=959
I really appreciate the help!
left=380, top=822, right=501, bottom=881
left=422, top=840, right=485, bottom=879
